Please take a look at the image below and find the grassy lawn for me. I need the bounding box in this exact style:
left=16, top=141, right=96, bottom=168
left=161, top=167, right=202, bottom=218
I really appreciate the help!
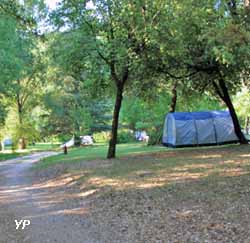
left=1, top=142, right=59, bottom=153
left=0, top=152, right=27, bottom=161
left=51, top=143, right=250, bottom=189
left=27, top=142, right=60, bottom=152
left=0, top=143, right=59, bottom=162
left=35, top=142, right=167, bottom=169
left=35, top=142, right=250, bottom=196
left=33, top=143, right=250, bottom=242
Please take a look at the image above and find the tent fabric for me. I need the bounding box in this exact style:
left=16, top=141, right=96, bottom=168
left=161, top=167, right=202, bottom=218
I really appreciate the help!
left=163, top=110, right=239, bottom=147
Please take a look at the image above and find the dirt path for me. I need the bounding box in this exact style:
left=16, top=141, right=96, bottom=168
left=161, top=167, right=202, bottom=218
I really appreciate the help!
left=0, top=152, right=97, bottom=243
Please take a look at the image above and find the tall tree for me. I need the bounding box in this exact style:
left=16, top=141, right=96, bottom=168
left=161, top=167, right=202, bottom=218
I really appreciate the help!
left=50, top=0, right=164, bottom=158
left=149, top=0, right=250, bottom=143
left=0, top=0, right=47, bottom=148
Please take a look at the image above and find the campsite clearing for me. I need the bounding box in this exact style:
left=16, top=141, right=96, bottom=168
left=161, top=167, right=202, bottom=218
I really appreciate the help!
left=31, top=143, right=250, bottom=242
left=34, top=143, right=167, bottom=169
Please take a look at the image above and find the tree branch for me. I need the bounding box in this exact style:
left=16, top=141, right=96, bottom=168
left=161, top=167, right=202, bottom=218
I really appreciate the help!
left=0, top=1, right=35, bottom=27
left=156, top=65, right=199, bottom=80
left=212, top=80, right=225, bottom=101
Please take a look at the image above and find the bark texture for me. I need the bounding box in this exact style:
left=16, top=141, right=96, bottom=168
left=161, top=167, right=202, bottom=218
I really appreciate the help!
left=107, top=85, right=124, bottom=159
left=218, top=77, right=248, bottom=144
left=169, top=81, right=178, bottom=113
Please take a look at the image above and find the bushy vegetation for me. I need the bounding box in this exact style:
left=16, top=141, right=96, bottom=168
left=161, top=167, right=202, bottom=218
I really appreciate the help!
left=117, top=130, right=135, bottom=144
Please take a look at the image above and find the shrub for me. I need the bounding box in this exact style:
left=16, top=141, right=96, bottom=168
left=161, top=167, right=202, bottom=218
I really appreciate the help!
left=57, top=134, right=72, bottom=143
left=117, top=130, right=135, bottom=144
left=73, top=135, right=81, bottom=147
left=93, top=132, right=110, bottom=143
left=147, top=126, right=163, bottom=145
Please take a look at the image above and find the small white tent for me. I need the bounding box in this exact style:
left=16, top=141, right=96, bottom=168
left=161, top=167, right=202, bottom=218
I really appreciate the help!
left=163, top=110, right=240, bottom=147
left=60, top=137, right=74, bottom=148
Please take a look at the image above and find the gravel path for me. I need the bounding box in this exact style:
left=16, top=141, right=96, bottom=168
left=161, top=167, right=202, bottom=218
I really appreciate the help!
left=0, top=152, right=97, bottom=243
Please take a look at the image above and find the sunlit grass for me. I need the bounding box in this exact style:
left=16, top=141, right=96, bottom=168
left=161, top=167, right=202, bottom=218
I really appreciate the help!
left=35, top=143, right=167, bottom=169
left=0, top=143, right=60, bottom=161
left=27, top=142, right=60, bottom=151
left=0, top=152, right=25, bottom=161
left=35, top=143, right=250, bottom=196
left=71, top=144, right=250, bottom=195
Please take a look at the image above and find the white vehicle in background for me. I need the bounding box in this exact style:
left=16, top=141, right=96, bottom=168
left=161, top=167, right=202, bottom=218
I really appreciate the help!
left=80, top=135, right=94, bottom=145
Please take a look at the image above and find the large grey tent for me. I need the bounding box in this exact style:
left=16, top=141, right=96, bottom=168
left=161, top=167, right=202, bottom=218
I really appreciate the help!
left=162, top=110, right=239, bottom=147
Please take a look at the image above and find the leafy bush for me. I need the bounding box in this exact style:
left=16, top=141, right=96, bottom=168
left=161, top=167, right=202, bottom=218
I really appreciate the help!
left=117, top=130, right=135, bottom=144
left=147, top=126, right=163, bottom=145
left=93, top=132, right=110, bottom=143
left=56, top=134, right=72, bottom=143
left=73, top=135, right=81, bottom=146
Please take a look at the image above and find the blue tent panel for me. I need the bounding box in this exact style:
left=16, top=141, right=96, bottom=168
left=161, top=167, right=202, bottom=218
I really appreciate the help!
left=211, top=110, right=231, bottom=118
left=163, top=110, right=240, bottom=147
left=173, top=111, right=224, bottom=120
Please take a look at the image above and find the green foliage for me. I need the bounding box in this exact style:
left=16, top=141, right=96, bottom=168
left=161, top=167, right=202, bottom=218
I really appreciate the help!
left=73, top=135, right=81, bottom=147
left=41, top=79, right=112, bottom=138
left=93, top=132, right=110, bottom=143
left=55, top=134, right=72, bottom=144
left=4, top=108, right=40, bottom=148
left=0, top=16, right=21, bottom=90
left=121, top=95, right=168, bottom=132
left=1, top=0, right=250, bottom=149
left=117, top=130, right=135, bottom=144
left=88, top=99, right=113, bottom=132
left=0, top=4, right=47, bottom=146
left=234, top=87, right=250, bottom=125
left=41, top=72, right=91, bottom=136
left=147, top=127, right=163, bottom=146
left=176, top=91, right=223, bottom=112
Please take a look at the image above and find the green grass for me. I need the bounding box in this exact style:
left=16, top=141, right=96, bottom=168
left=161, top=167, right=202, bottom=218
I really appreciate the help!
left=82, top=144, right=247, bottom=180
left=35, top=143, right=167, bottom=169
left=35, top=142, right=243, bottom=170
left=2, top=142, right=59, bottom=153
left=34, top=144, right=250, bottom=210
left=0, top=152, right=26, bottom=161
left=27, top=142, right=60, bottom=151
left=0, top=142, right=59, bottom=162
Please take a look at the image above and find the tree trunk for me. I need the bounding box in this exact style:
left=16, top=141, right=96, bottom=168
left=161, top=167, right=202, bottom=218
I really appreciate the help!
left=17, top=101, right=23, bottom=125
left=169, top=81, right=178, bottom=113
left=17, top=99, right=26, bottom=149
left=228, top=0, right=238, bottom=17
left=218, top=77, right=248, bottom=144
left=245, top=116, right=250, bottom=135
left=107, top=85, right=124, bottom=159
left=19, top=137, right=26, bottom=150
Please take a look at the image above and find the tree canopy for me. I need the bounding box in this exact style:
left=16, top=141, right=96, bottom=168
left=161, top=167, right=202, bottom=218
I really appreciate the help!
left=0, top=0, right=250, bottom=155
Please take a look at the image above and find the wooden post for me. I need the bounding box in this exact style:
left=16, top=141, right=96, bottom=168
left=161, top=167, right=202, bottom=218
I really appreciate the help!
left=63, top=145, right=68, bottom=155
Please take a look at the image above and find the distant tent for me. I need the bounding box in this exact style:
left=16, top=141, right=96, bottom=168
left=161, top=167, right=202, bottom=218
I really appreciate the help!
left=60, top=137, right=74, bottom=148
left=162, top=110, right=239, bottom=147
